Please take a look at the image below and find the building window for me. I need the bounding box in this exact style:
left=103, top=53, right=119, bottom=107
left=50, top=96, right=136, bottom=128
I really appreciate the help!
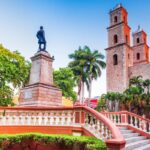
left=124, top=16, right=126, bottom=23
left=146, top=52, right=148, bottom=60
left=137, top=53, right=140, bottom=60
left=126, top=35, right=128, bottom=44
left=113, top=54, right=118, bottom=65
left=114, top=16, right=118, bottom=23
left=114, top=35, right=118, bottom=44
left=137, top=38, right=140, bottom=44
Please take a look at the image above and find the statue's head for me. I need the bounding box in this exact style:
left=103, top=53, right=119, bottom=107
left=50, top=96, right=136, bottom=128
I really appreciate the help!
left=40, top=26, right=43, bottom=30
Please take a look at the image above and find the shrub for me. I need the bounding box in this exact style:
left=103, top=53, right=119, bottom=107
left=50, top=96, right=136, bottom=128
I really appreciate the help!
left=0, top=133, right=106, bottom=150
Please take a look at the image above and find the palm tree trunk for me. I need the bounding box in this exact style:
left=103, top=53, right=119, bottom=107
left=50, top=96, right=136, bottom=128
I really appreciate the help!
left=148, top=86, right=150, bottom=95
left=115, top=100, right=119, bottom=112
left=88, top=80, right=92, bottom=107
left=80, top=81, right=84, bottom=104
left=78, top=81, right=82, bottom=103
left=79, top=88, right=82, bottom=104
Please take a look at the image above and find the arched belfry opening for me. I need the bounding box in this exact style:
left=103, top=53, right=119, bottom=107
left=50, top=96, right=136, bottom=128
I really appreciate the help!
left=137, top=53, right=140, bottom=60
left=114, top=16, right=118, bottom=23
left=113, top=54, right=118, bottom=65
left=137, top=38, right=140, bottom=44
left=114, top=35, right=118, bottom=44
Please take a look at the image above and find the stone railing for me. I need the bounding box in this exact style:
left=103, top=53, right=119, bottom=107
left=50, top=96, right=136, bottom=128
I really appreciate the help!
left=0, top=108, right=74, bottom=126
left=0, top=106, right=125, bottom=150
left=101, top=111, right=150, bottom=138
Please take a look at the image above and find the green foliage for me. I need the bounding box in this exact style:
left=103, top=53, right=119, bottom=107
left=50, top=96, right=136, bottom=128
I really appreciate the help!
left=53, top=67, right=77, bottom=101
left=68, top=46, right=106, bottom=100
left=103, top=76, right=150, bottom=117
left=0, top=45, right=31, bottom=106
left=0, top=133, right=106, bottom=150
left=0, top=85, right=14, bottom=106
left=96, top=95, right=106, bottom=112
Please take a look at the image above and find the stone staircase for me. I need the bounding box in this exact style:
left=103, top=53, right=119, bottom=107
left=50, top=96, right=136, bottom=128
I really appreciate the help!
left=119, top=127, right=150, bottom=150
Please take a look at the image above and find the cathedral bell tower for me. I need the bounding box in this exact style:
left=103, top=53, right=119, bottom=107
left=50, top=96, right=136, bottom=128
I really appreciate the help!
left=105, top=4, right=133, bottom=92
left=132, top=26, right=149, bottom=65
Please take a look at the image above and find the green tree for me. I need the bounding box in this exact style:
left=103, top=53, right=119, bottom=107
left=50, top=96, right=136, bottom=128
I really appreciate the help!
left=68, top=47, right=89, bottom=103
left=129, top=76, right=143, bottom=88
left=53, top=67, right=77, bottom=101
left=104, top=92, right=124, bottom=111
left=0, top=45, right=31, bottom=106
left=124, top=86, right=143, bottom=113
left=143, top=79, right=150, bottom=94
left=83, top=46, right=106, bottom=105
left=0, top=85, right=14, bottom=106
left=96, top=94, right=106, bottom=112
left=68, top=46, right=105, bottom=104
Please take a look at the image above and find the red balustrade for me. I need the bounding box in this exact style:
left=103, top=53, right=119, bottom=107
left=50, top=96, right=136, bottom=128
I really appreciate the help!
left=101, top=111, right=150, bottom=138
left=0, top=106, right=125, bottom=150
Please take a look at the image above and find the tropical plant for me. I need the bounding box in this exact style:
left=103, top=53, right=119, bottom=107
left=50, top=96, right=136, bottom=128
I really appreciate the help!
left=104, top=92, right=125, bottom=111
left=96, top=95, right=106, bottom=112
left=103, top=76, right=150, bottom=117
left=0, top=45, right=31, bottom=106
left=83, top=46, right=106, bottom=105
left=143, top=79, right=150, bottom=94
left=129, top=75, right=143, bottom=87
left=68, top=46, right=105, bottom=104
left=0, top=85, right=14, bottom=106
left=69, top=46, right=90, bottom=103
left=53, top=67, right=77, bottom=101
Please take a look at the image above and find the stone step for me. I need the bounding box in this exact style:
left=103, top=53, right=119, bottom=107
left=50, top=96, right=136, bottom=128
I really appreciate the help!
left=125, top=136, right=146, bottom=144
left=120, top=129, right=133, bottom=134
left=122, top=133, right=139, bottom=138
left=118, top=127, right=128, bottom=130
left=133, top=144, right=150, bottom=150
left=125, top=139, right=150, bottom=150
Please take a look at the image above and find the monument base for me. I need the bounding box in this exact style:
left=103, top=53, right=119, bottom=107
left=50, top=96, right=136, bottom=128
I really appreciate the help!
left=19, top=83, right=62, bottom=107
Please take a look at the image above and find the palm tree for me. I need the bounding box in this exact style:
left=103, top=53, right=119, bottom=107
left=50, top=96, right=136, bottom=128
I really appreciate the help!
left=143, top=79, right=150, bottom=94
left=68, top=47, right=89, bottom=104
left=83, top=46, right=106, bottom=105
left=129, top=76, right=143, bottom=87
left=124, top=86, right=142, bottom=113
left=69, top=46, right=106, bottom=105
left=104, top=92, right=116, bottom=111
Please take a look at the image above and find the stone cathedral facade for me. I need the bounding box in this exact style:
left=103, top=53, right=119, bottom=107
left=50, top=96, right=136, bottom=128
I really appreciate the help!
left=106, top=5, right=150, bottom=92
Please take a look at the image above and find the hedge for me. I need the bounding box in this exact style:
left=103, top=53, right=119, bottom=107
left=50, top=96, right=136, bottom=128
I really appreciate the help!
left=0, top=133, right=106, bottom=150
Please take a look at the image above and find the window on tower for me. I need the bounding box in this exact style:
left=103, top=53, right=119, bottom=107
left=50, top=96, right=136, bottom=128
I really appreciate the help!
left=114, top=35, right=118, bottom=44
left=126, top=35, right=128, bottom=44
left=113, top=54, right=118, bottom=65
left=137, top=38, right=140, bottom=44
left=114, top=16, right=118, bottom=23
left=123, top=16, right=127, bottom=24
left=128, top=54, right=130, bottom=59
left=137, top=53, right=140, bottom=60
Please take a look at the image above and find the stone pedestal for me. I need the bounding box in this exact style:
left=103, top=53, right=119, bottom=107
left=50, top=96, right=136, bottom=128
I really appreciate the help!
left=19, top=51, right=62, bottom=106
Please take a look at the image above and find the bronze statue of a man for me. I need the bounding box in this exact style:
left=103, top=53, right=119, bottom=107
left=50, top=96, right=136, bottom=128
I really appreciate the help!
left=36, top=26, right=46, bottom=51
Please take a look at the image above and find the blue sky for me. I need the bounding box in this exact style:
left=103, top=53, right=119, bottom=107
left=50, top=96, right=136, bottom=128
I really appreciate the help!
left=0, top=0, right=150, bottom=97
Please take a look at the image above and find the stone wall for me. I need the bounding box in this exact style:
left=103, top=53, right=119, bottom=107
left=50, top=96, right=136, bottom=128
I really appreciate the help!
left=129, top=63, right=150, bottom=80
left=106, top=45, right=130, bottom=92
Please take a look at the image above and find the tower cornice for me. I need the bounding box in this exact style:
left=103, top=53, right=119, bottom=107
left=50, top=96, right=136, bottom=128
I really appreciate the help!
left=107, top=22, right=131, bottom=30
left=105, top=43, right=132, bottom=51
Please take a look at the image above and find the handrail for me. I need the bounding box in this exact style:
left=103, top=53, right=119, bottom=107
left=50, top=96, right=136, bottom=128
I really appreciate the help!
left=0, top=106, right=126, bottom=149
left=82, top=106, right=124, bottom=141
left=101, top=111, right=150, bottom=137
left=101, top=111, right=150, bottom=122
